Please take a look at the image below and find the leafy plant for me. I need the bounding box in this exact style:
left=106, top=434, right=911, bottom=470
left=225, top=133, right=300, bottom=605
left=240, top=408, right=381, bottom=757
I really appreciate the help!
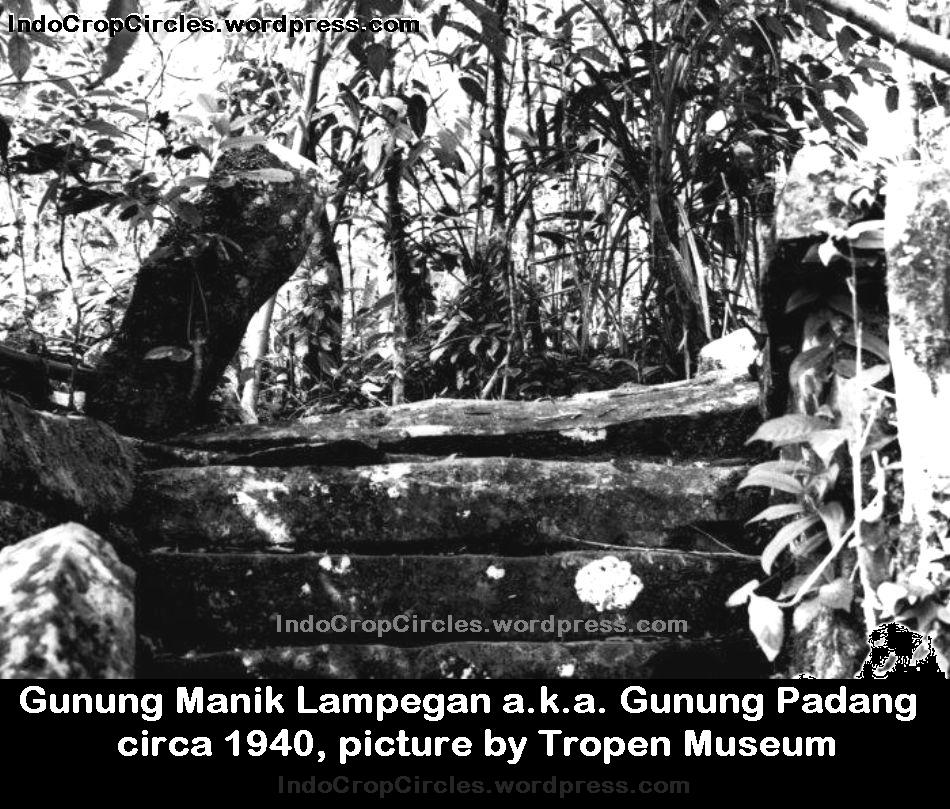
left=728, top=221, right=899, bottom=662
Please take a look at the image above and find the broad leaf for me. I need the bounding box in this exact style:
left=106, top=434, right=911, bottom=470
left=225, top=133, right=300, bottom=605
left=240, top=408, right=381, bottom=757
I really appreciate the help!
left=784, top=287, right=820, bottom=313
left=144, top=346, right=192, bottom=362
left=818, top=501, right=847, bottom=544
left=818, top=577, right=854, bottom=610
left=841, top=330, right=890, bottom=361
left=82, top=119, right=128, bottom=139
left=762, top=515, right=821, bottom=574
left=808, top=429, right=848, bottom=464
left=727, top=579, right=761, bottom=608
left=748, top=595, right=785, bottom=661
left=738, top=470, right=805, bottom=496
left=835, top=106, right=867, bottom=131
left=835, top=25, right=862, bottom=59
left=407, top=95, right=428, bottom=137
left=100, top=0, right=141, bottom=82
left=8, top=33, right=31, bottom=80
left=747, top=503, right=805, bottom=524
left=429, top=315, right=463, bottom=362
left=885, top=85, right=899, bottom=112
left=746, top=414, right=830, bottom=447
left=876, top=581, right=908, bottom=616
left=845, top=219, right=884, bottom=249
left=459, top=76, right=486, bottom=105
left=793, top=598, right=822, bottom=632
left=365, top=43, right=389, bottom=81
left=789, top=344, right=833, bottom=389
left=746, top=460, right=806, bottom=476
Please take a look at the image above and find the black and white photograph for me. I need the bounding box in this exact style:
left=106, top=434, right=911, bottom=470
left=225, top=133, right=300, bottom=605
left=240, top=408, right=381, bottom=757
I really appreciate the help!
left=0, top=0, right=948, bottom=799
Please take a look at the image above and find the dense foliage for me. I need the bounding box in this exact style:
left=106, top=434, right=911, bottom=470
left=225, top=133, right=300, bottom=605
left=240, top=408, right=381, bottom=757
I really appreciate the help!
left=0, top=0, right=904, bottom=416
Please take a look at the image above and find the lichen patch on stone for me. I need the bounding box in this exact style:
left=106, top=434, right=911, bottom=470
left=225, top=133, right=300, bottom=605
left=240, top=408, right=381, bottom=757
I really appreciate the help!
left=559, top=427, right=607, bottom=443
left=574, top=555, right=644, bottom=612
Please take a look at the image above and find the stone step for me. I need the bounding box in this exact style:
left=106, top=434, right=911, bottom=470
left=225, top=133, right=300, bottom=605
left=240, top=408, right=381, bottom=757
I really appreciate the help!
left=155, top=375, right=761, bottom=466
left=138, top=550, right=757, bottom=655
left=142, top=637, right=769, bottom=679
left=134, top=457, right=764, bottom=553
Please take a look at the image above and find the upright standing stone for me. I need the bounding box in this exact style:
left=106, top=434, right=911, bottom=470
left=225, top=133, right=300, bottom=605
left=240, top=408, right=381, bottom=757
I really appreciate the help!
left=885, top=163, right=950, bottom=552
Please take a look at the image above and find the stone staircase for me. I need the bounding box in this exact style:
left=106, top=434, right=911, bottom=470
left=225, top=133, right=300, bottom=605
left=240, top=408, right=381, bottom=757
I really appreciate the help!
left=135, top=374, right=772, bottom=678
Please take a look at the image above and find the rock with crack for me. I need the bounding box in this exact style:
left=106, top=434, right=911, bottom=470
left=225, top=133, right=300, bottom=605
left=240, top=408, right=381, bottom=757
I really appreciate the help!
left=160, top=375, right=762, bottom=463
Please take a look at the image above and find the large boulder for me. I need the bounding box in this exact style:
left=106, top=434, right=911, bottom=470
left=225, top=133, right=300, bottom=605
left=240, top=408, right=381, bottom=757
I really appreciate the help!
left=697, top=328, right=758, bottom=379
left=0, top=393, right=139, bottom=522
left=0, top=523, right=135, bottom=678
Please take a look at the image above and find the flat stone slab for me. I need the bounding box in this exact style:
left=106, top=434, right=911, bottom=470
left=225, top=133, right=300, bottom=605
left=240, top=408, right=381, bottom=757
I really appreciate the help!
left=144, top=637, right=769, bottom=679
left=0, top=393, right=138, bottom=521
left=138, top=550, right=757, bottom=654
left=158, top=375, right=761, bottom=464
left=134, top=457, right=763, bottom=553
left=0, top=523, right=135, bottom=678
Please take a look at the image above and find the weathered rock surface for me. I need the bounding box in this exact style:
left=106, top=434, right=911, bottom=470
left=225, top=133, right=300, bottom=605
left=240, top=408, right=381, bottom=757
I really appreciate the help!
left=0, top=393, right=138, bottom=521
left=697, top=329, right=758, bottom=379
left=143, top=637, right=769, bottom=679
left=138, top=550, right=756, bottom=654
left=134, top=457, right=763, bottom=553
left=161, top=375, right=761, bottom=464
left=886, top=162, right=950, bottom=548
left=0, top=501, right=57, bottom=551
left=785, top=605, right=866, bottom=679
left=0, top=523, right=135, bottom=678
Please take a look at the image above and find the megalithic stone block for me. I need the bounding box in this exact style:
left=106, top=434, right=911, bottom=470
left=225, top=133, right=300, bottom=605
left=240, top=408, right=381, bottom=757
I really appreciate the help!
left=143, top=637, right=770, bottom=679
left=158, top=375, right=762, bottom=465
left=0, top=523, right=135, bottom=678
left=134, top=457, right=764, bottom=553
left=138, top=550, right=757, bottom=655
left=0, top=392, right=139, bottom=522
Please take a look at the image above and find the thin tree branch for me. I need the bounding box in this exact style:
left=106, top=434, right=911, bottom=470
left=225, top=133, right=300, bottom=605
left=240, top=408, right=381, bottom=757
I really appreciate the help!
left=814, top=0, right=950, bottom=73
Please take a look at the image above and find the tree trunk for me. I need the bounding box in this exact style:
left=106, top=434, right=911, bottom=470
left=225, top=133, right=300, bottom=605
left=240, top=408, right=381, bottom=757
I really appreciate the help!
left=86, top=145, right=322, bottom=438
left=295, top=35, right=345, bottom=385
left=383, top=147, right=420, bottom=336
left=813, top=0, right=950, bottom=73
left=490, top=0, right=509, bottom=233
left=385, top=146, right=412, bottom=407
left=885, top=163, right=950, bottom=553
left=300, top=208, right=345, bottom=381
left=519, top=0, right=544, bottom=353
left=378, top=43, right=422, bottom=405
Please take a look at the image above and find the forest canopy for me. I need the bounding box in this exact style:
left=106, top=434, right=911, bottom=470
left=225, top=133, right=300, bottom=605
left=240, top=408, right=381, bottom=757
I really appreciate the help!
left=0, top=0, right=942, bottom=421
